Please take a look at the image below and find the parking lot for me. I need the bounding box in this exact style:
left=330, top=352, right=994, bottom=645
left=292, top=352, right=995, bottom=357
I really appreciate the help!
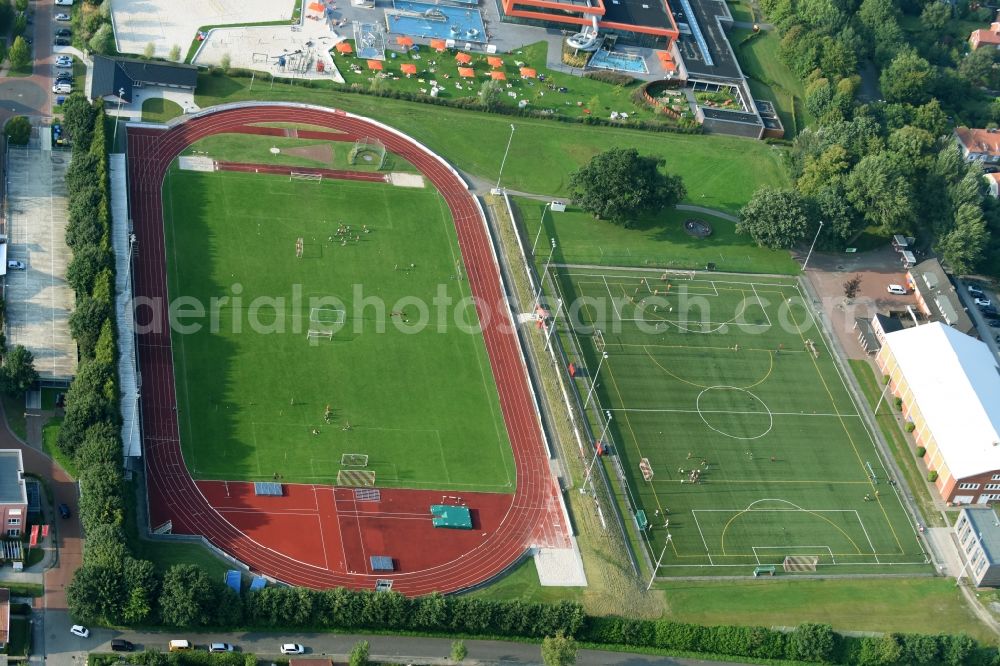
left=4, top=137, right=77, bottom=382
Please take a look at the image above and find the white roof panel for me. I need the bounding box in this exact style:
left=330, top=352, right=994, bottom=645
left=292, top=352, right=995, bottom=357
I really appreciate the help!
left=884, top=322, right=1000, bottom=479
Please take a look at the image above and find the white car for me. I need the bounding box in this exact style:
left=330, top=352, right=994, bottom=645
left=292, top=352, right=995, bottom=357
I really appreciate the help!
left=887, top=284, right=908, bottom=295
left=209, top=643, right=234, bottom=653
left=55, top=12, right=70, bottom=20
left=280, top=644, right=305, bottom=655
left=54, top=0, right=74, bottom=6
left=7, top=260, right=25, bottom=271
left=52, top=83, right=72, bottom=93
left=69, top=625, right=89, bottom=638
left=975, top=297, right=992, bottom=308
left=55, top=62, right=72, bottom=69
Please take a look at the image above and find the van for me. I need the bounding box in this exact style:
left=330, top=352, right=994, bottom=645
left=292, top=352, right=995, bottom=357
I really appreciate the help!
left=887, top=284, right=908, bottom=295
left=110, top=639, right=134, bottom=652
left=168, top=640, right=193, bottom=652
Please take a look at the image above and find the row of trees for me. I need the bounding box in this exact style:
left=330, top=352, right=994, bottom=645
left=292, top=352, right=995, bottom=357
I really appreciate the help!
left=73, top=0, right=116, bottom=55
left=737, top=0, right=1000, bottom=274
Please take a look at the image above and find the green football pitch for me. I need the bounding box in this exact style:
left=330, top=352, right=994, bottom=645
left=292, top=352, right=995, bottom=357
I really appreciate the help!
left=161, top=165, right=514, bottom=492
left=552, top=267, right=929, bottom=575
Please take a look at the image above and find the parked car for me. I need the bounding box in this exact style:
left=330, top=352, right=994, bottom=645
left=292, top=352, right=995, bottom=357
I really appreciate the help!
left=209, top=643, right=234, bottom=653
left=54, top=74, right=72, bottom=83
left=55, top=0, right=74, bottom=6
left=887, top=284, right=908, bottom=295
left=54, top=37, right=70, bottom=46
left=7, top=260, right=25, bottom=271
left=55, top=12, right=70, bottom=21
left=55, top=95, right=67, bottom=106
left=111, top=639, right=135, bottom=652
left=58, top=503, right=71, bottom=518
left=70, top=625, right=90, bottom=638
left=975, top=297, right=992, bottom=308
left=989, top=320, right=1000, bottom=329
left=968, top=285, right=986, bottom=296
left=54, top=28, right=71, bottom=37
left=280, top=644, right=305, bottom=655
left=168, top=640, right=193, bottom=652
left=55, top=61, right=72, bottom=69
left=52, top=83, right=71, bottom=93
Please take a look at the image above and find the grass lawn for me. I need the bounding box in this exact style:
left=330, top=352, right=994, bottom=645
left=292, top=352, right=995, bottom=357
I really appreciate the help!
left=42, top=417, right=77, bottom=479
left=162, top=165, right=513, bottom=489
left=336, top=41, right=675, bottom=124
left=849, top=360, right=945, bottom=527
left=554, top=269, right=925, bottom=575
left=1, top=392, right=26, bottom=441
left=141, top=98, right=184, bottom=123
left=195, top=73, right=790, bottom=212
left=727, top=0, right=755, bottom=23
left=515, top=198, right=799, bottom=275
left=730, top=29, right=813, bottom=137
left=4, top=617, right=29, bottom=656
left=183, top=132, right=419, bottom=172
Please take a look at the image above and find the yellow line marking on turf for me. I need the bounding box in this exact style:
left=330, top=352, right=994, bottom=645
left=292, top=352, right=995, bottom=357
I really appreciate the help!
left=642, top=346, right=774, bottom=390
left=719, top=500, right=865, bottom=556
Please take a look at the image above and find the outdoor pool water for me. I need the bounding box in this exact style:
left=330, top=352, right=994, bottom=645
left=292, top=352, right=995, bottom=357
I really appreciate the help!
left=386, top=0, right=487, bottom=42
left=589, top=49, right=649, bottom=74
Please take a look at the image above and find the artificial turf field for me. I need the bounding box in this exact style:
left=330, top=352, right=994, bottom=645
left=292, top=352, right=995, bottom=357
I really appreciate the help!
left=161, top=163, right=514, bottom=492
left=552, top=267, right=929, bottom=575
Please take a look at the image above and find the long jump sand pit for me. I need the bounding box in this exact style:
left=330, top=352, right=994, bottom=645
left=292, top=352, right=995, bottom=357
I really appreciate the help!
left=111, top=0, right=296, bottom=58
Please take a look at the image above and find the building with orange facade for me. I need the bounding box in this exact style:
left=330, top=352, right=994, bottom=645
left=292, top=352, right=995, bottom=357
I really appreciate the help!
left=875, top=322, right=1000, bottom=506
left=499, top=0, right=679, bottom=45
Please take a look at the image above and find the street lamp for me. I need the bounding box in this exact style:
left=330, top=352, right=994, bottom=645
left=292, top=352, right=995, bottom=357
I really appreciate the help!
left=531, top=202, right=552, bottom=257
left=112, top=87, right=126, bottom=152
left=583, top=350, right=608, bottom=410
left=802, top=220, right=824, bottom=271
left=544, top=297, right=563, bottom=352
left=582, top=410, right=612, bottom=490
left=646, top=533, right=673, bottom=591
left=533, top=238, right=557, bottom=309
left=494, top=123, right=516, bottom=193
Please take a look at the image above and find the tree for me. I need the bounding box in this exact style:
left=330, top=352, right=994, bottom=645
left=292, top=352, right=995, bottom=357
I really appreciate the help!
left=15, top=0, right=28, bottom=12
left=69, top=294, right=112, bottom=359
left=348, top=640, right=370, bottom=666
left=144, top=42, right=155, bottom=59
left=919, top=1, right=951, bottom=31
left=8, top=36, right=30, bottom=70
left=940, top=633, right=975, bottom=666
left=736, top=187, right=810, bottom=249
left=569, top=148, right=686, bottom=226
left=846, top=152, right=915, bottom=233
left=541, top=632, right=577, bottom=666
left=169, top=44, right=181, bottom=62
left=62, top=95, right=98, bottom=144
left=4, top=116, right=30, bottom=145
left=89, top=24, right=115, bottom=55
left=787, top=623, right=835, bottom=662
left=67, top=243, right=111, bottom=296
left=958, top=47, right=999, bottom=89
left=843, top=274, right=862, bottom=299
left=858, top=632, right=902, bottom=666
left=450, top=639, right=468, bottom=662
left=158, top=564, right=219, bottom=627
left=880, top=50, right=933, bottom=105
left=66, top=563, right=126, bottom=624
left=220, top=53, right=232, bottom=73
left=478, top=80, right=503, bottom=109
left=12, top=13, right=26, bottom=38
left=1, top=345, right=37, bottom=395
left=122, top=558, right=159, bottom=625
left=937, top=204, right=988, bottom=274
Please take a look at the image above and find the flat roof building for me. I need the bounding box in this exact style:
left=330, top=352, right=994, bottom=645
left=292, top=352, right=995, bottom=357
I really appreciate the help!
left=0, top=452, right=28, bottom=539
left=955, top=507, right=1000, bottom=586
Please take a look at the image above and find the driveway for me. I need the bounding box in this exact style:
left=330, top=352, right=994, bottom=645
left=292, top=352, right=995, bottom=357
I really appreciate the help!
left=0, top=0, right=56, bottom=126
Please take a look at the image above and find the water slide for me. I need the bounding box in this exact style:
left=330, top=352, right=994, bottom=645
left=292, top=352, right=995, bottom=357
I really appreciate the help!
left=566, top=13, right=600, bottom=51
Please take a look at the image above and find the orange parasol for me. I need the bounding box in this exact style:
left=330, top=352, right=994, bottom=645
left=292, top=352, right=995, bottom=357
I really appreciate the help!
left=367, top=59, right=383, bottom=70
left=455, top=52, right=472, bottom=64
left=458, top=67, right=475, bottom=78
left=490, top=70, right=506, bottom=80
left=518, top=67, right=537, bottom=78
left=430, top=38, right=447, bottom=51
left=335, top=41, right=354, bottom=54
left=401, top=63, right=417, bottom=74
left=487, top=56, right=504, bottom=68
left=396, top=35, right=414, bottom=47
left=308, top=1, right=326, bottom=11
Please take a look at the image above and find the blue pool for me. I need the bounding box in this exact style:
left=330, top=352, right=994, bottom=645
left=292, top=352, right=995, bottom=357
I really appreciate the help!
left=589, top=49, right=648, bottom=74
left=386, top=0, right=487, bottom=42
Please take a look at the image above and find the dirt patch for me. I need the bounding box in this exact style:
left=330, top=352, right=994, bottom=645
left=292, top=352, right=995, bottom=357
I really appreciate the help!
left=283, top=143, right=334, bottom=166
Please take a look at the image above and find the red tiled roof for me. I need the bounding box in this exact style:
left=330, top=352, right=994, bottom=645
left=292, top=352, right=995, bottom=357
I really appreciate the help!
left=955, top=127, right=1000, bottom=157
left=971, top=28, right=1000, bottom=45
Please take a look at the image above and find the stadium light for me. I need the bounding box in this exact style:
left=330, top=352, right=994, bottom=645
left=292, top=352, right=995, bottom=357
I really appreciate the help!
left=112, top=87, right=126, bottom=152
left=581, top=410, right=612, bottom=490
left=494, top=124, right=516, bottom=193
left=544, top=297, right=563, bottom=352
left=646, top=532, right=672, bottom=591
left=533, top=238, right=557, bottom=310
left=583, top=351, right=609, bottom=410
left=531, top=202, right=552, bottom=257
left=802, top=220, right=824, bottom=271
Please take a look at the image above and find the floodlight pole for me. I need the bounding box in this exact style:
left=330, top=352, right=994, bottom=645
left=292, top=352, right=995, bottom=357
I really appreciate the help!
left=532, top=238, right=556, bottom=309
left=544, top=297, right=563, bottom=352
left=495, top=123, right=515, bottom=192
left=873, top=374, right=894, bottom=415
left=646, top=533, right=672, bottom=591
left=112, top=87, right=126, bottom=152
left=531, top=202, right=552, bottom=256
left=802, top=220, right=824, bottom=271
left=583, top=351, right=608, bottom=411
left=581, top=411, right=612, bottom=490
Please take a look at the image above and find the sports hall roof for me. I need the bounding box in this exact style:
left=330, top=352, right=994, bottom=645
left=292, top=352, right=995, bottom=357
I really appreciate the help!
left=884, top=322, right=1000, bottom=479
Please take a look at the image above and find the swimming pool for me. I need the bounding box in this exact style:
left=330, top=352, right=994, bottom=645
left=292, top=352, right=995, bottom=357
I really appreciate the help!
left=589, top=49, right=648, bottom=74
left=386, top=0, right=487, bottom=42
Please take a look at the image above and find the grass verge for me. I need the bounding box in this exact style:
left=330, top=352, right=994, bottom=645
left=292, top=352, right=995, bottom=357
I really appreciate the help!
left=730, top=28, right=813, bottom=137
left=1, top=392, right=26, bottom=441
left=42, top=417, right=76, bottom=479
left=141, top=98, right=184, bottom=123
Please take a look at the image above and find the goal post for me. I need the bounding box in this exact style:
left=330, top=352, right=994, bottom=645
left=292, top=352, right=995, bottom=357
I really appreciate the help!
left=290, top=171, right=323, bottom=183
left=594, top=329, right=606, bottom=353
left=341, top=453, right=369, bottom=467
left=337, top=469, right=376, bottom=487
left=782, top=555, right=820, bottom=572
left=310, top=307, right=347, bottom=325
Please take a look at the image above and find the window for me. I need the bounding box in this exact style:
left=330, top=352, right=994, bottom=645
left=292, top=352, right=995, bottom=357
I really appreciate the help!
left=992, top=474, right=1000, bottom=481
left=986, top=484, right=1000, bottom=491
left=6, top=529, right=19, bottom=538
left=959, top=483, right=981, bottom=490
left=6, top=518, right=20, bottom=526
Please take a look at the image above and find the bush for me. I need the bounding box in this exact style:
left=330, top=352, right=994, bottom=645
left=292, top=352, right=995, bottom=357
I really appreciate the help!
left=583, top=70, right=636, bottom=86
left=894, top=396, right=903, bottom=411
left=916, top=446, right=926, bottom=457
left=928, top=470, right=938, bottom=482
left=4, top=116, right=31, bottom=145
left=905, top=422, right=916, bottom=433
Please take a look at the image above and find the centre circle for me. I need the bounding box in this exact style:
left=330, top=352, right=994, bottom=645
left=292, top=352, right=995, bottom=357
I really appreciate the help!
left=695, top=386, right=773, bottom=440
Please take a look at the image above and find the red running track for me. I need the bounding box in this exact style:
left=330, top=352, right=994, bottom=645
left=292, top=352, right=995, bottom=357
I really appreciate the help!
left=127, top=104, right=565, bottom=594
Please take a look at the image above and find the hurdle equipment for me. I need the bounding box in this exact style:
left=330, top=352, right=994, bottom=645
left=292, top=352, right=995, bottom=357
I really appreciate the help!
left=783, top=555, right=819, bottom=572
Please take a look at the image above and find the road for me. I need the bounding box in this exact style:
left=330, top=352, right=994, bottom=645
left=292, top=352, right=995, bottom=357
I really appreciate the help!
left=43, top=614, right=744, bottom=666
left=0, top=0, right=55, bottom=125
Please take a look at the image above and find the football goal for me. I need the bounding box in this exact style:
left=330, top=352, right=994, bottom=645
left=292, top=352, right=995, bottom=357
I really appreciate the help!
left=341, top=453, right=369, bottom=467
left=310, top=307, right=347, bottom=325
left=290, top=171, right=323, bottom=183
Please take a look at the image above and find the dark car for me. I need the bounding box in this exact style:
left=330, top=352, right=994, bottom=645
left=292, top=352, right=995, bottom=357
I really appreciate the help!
left=54, top=28, right=72, bottom=37
left=58, top=503, right=71, bottom=519
left=981, top=305, right=998, bottom=317
left=111, top=639, right=134, bottom=652
left=989, top=319, right=1000, bottom=328
left=54, top=37, right=70, bottom=46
